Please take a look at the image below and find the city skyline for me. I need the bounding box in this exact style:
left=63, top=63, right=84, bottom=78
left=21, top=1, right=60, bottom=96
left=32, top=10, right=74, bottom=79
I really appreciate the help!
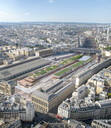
left=0, top=0, right=111, bottom=23
left=0, top=5, right=111, bottom=127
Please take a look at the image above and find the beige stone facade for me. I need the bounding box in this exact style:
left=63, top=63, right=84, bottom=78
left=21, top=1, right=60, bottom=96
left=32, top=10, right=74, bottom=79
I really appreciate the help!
left=35, top=49, right=52, bottom=57
left=75, top=58, right=111, bottom=86
left=0, top=80, right=16, bottom=95
left=31, top=82, right=75, bottom=112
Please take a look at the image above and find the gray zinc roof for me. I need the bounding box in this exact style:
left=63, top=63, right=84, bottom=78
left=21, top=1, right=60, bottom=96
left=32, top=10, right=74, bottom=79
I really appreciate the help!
left=42, top=79, right=63, bottom=93
left=98, top=100, right=111, bottom=107
left=32, top=90, right=56, bottom=101
left=0, top=57, right=50, bottom=80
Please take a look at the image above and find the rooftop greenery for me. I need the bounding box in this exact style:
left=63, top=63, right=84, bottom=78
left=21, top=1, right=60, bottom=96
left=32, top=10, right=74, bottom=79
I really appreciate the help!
left=71, top=58, right=93, bottom=68
left=46, top=65, right=59, bottom=72
left=86, top=58, right=93, bottom=62
left=54, top=68, right=71, bottom=76
left=60, top=55, right=82, bottom=65
left=71, top=61, right=85, bottom=68
left=28, top=55, right=92, bottom=78
left=36, top=70, right=47, bottom=76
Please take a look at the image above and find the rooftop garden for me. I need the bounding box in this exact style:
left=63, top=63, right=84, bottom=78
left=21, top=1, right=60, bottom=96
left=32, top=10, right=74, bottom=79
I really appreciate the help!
left=28, top=66, right=59, bottom=79
left=29, top=70, right=47, bottom=78
left=71, top=57, right=93, bottom=68
left=27, top=55, right=91, bottom=78
left=60, top=55, right=82, bottom=65
left=46, top=65, right=59, bottom=72
left=54, top=68, right=71, bottom=76
left=71, top=61, right=85, bottom=68
left=86, top=58, right=93, bottom=62
left=36, top=70, right=47, bottom=76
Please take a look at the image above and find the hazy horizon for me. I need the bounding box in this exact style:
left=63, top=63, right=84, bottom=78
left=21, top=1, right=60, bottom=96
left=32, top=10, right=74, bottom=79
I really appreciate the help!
left=0, top=0, right=111, bottom=23
left=0, top=21, right=111, bottom=24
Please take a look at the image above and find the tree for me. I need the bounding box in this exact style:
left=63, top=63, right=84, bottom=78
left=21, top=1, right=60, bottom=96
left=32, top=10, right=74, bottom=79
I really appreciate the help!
left=53, top=41, right=58, bottom=44
left=108, top=93, right=111, bottom=98
left=95, top=97, right=99, bottom=101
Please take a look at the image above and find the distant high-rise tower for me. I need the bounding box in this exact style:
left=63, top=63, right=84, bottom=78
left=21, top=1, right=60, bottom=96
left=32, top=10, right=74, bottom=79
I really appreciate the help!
left=80, top=36, right=83, bottom=47
left=98, top=28, right=100, bottom=33
left=78, top=36, right=80, bottom=47
left=66, top=23, right=68, bottom=28
left=78, top=35, right=83, bottom=47
left=107, top=28, right=109, bottom=35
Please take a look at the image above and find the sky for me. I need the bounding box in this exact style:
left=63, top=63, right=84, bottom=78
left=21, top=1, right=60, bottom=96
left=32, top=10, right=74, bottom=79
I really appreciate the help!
left=0, top=0, right=111, bottom=23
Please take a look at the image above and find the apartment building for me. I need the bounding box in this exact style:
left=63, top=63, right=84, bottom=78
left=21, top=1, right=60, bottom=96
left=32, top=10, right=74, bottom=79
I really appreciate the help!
left=75, top=58, right=111, bottom=86
left=0, top=95, right=35, bottom=122
left=57, top=83, right=111, bottom=120
left=0, top=117, right=21, bottom=128
left=92, top=119, right=111, bottom=128
left=0, top=80, right=16, bottom=95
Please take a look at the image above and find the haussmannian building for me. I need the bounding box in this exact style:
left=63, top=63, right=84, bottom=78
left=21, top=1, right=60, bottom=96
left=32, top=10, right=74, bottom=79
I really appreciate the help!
left=91, top=119, right=111, bottom=128
left=75, top=57, right=111, bottom=86
left=58, top=98, right=111, bottom=120
left=0, top=80, right=16, bottom=95
left=0, top=117, right=22, bottom=128
left=31, top=79, right=75, bottom=112
left=0, top=96, right=35, bottom=122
